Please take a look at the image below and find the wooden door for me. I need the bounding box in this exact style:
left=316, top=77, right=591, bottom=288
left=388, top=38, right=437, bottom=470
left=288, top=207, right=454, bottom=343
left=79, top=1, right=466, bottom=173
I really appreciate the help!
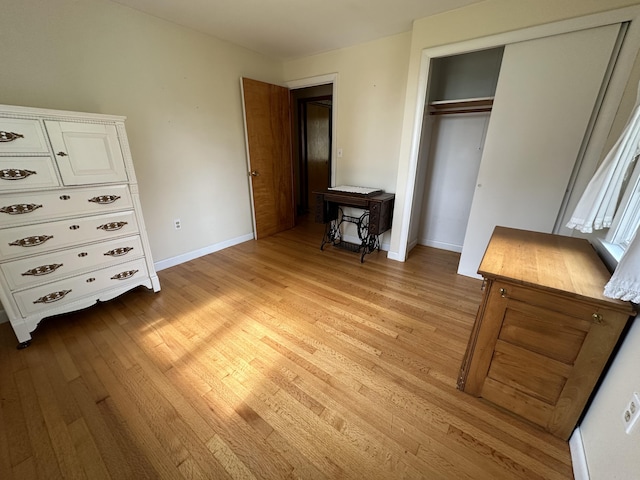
left=241, top=78, right=295, bottom=239
left=305, top=101, right=331, bottom=212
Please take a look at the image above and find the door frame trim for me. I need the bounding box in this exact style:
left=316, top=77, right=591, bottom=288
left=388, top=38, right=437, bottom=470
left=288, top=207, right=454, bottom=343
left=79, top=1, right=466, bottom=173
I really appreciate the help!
left=287, top=73, right=338, bottom=188
left=390, top=6, right=640, bottom=262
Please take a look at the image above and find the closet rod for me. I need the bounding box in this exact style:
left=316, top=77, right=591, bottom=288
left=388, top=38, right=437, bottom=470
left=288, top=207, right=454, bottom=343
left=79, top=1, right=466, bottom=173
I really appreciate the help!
left=429, top=107, right=492, bottom=116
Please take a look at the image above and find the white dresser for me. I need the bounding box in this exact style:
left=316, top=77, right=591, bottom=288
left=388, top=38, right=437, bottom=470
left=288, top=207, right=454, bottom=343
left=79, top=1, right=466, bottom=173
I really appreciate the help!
left=0, top=104, right=160, bottom=348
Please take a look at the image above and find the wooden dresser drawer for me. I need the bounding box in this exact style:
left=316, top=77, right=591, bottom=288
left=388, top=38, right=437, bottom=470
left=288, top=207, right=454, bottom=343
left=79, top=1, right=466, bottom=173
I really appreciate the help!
left=0, top=157, right=60, bottom=191
left=0, top=118, right=50, bottom=153
left=12, top=257, right=149, bottom=317
left=1, top=235, right=143, bottom=290
left=0, top=184, right=132, bottom=227
left=0, top=210, right=139, bottom=260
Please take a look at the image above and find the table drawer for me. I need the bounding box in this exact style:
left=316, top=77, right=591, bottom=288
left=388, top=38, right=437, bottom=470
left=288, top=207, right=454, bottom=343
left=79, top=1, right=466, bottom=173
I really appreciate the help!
left=0, top=118, right=50, bottom=154
left=0, top=210, right=139, bottom=260
left=1, top=235, right=144, bottom=291
left=0, top=157, right=60, bottom=191
left=13, top=257, right=149, bottom=317
left=0, top=184, right=132, bottom=227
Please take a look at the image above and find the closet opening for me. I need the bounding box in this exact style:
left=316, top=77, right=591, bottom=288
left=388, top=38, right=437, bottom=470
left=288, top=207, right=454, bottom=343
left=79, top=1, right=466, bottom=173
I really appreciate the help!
left=411, top=47, right=504, bottom=255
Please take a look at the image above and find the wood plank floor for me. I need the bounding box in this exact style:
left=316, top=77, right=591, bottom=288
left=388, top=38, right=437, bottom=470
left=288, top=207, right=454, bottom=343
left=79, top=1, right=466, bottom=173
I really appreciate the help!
left=0, top=220, right=573, bottom=479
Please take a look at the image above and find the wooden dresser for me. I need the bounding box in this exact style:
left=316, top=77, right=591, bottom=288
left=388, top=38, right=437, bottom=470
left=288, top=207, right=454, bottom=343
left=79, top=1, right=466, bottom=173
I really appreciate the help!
left=0, top=104, right=160, bottom=348
left=458, top=226, right=635, bottom=439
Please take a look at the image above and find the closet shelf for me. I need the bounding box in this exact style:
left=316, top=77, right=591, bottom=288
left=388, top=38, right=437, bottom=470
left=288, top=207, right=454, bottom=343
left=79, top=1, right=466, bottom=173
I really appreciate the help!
left=428, top=97, right=494, bottom=115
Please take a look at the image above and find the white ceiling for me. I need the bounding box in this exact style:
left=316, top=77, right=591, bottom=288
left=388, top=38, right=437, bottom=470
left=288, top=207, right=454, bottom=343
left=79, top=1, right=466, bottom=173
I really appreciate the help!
left=110, top=0, right=487, bottom=59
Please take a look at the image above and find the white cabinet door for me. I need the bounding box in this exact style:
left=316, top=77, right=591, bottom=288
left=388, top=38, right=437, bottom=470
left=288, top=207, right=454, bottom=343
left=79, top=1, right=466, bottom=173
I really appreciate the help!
left=457, top=24, right=621, bottom=278
left=45, top=121, right=128, bottom=185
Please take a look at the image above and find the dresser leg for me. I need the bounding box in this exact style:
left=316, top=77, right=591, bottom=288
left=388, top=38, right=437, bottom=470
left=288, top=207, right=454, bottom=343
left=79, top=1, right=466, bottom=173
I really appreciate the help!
left=17, top=340, right=32, bottom=350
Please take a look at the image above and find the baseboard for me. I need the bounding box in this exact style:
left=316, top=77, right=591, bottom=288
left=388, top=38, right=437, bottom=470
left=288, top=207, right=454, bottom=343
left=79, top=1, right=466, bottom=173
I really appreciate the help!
left=419, top=238, right=463, bottom=253
left=570, top=427, right=590, bottom=480
left=154, top=233, right=254, bottom=271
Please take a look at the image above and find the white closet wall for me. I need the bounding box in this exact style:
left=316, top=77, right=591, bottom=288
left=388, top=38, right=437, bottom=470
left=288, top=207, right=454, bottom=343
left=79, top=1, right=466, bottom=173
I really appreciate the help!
left=418, top=113, right=489, bottom=251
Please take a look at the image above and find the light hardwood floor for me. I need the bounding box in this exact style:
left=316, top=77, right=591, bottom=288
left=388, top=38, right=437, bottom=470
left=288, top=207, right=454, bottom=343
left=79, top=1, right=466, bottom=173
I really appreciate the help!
left=0, top=221, right=573, bottom=479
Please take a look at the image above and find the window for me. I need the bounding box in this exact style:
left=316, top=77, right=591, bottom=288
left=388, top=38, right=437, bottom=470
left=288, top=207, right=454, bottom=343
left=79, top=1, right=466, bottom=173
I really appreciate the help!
left=607, top=153, right=640, bottom=251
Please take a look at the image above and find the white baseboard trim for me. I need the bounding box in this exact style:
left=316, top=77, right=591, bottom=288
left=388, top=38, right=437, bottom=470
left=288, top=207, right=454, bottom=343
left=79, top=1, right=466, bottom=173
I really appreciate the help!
left=419, top=238, right=463, bottom=253
left=570, top=427, right=590, bottom=480
left=154, top=233, right=254, bottom=271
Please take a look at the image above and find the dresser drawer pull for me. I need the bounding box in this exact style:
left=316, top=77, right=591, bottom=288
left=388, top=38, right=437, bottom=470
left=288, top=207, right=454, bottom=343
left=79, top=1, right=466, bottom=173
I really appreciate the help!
left=56, top=151, right=68, bottom=157
left=0, top=168, right=37, bottom=180
left=33, top=289, right=72, bottom=304
left=592, top=313, right=603, bottom=324
left=86, top=278, right=96, bottom=283
left=69, top=225, right=80, bottom=230
left=499, top=288, right=507, bottom=298
left=0, top=203, right=43, bottom=215
left=9, top=235, right=53, bottom=247
left=104, top=246, right=134, bottom=257
left=0, top=131, right=24, bottom=143
left=78, top=252, right=88, bottom=257
left=21, top=263, right=63, bottom=276
left=111, top=269, right=138, bottom=281
left=97, top=221, right=128, bottom=231
left=59, top=195, right=71, bottom=200
left=88, top=195, right=121, bottom=205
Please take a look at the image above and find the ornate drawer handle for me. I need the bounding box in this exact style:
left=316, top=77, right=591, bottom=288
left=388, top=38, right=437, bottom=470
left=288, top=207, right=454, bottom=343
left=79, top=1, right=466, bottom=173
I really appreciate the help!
left=0, top=203, right=43, bottom=215
left=0, top=168, right=36, bottom=180
left=33, top=289, right=72, bottom=304
left=111, top=269, right=138, bottom=280
left=0, top=131, right=24, bottom=142
left=56, top=151, right=68, bottom=157
left=69, top=225, right=80, bottom=230
left=59, top=195, right=71, bottom=200
left=97, top=221, right=128, bottom=231
left=86, top=278, right=96, bottom=283
left=21, top=263, right=63, bottom=276
left=9, top=235, right=53, bottom=247
left=104, top=246, right=134, bottom=257
left=88, top=195, right=121, bottom=205
left=78, top=252, right=88, bottom=257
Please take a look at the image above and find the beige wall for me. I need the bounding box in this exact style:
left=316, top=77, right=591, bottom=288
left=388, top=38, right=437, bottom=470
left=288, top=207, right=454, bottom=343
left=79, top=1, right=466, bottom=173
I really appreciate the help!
left=284, top=33, right=412, bottom=194
left=0, top=0, right=283, bottom=264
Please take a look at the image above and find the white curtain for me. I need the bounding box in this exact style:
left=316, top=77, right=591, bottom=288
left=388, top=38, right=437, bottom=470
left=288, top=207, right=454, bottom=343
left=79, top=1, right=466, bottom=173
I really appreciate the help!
left=604, top=231, right=640, bottom=303
left=566, top=83, right=640, bottom=233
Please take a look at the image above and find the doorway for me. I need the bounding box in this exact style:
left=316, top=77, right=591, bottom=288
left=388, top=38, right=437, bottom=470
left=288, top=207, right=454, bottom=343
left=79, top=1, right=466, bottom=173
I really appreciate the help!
left=291, top=85, right=333, bottom=218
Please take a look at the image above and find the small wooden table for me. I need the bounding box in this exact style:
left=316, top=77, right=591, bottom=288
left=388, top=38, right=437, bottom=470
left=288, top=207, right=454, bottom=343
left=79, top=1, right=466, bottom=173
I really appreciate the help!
left=314, top=188, right=395, bottom=262
left=458, top=226, right=636, bottom=439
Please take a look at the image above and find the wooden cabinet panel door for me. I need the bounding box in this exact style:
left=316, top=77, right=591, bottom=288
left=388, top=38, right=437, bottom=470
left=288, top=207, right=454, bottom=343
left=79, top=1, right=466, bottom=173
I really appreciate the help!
left=241, top=77, right=295, bottom=239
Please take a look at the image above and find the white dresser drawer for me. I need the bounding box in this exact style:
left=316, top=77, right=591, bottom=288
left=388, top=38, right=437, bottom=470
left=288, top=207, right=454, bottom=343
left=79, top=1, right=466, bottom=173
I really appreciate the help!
left=12, top=257, right=149, bottom=317
left=0, top=184, right=132, bottom=227
left=0, top=210, right=139, bottom=260
left=0, top=118, right=50, bottom=154
left=0, top=157, right=60, bottom=191
left=1, top=235, right=144, bottom=291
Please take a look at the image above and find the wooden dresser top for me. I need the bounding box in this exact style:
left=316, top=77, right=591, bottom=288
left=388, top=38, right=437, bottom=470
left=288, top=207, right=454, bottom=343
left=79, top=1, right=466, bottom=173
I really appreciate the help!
left=478, top=226, right=635, bottom=313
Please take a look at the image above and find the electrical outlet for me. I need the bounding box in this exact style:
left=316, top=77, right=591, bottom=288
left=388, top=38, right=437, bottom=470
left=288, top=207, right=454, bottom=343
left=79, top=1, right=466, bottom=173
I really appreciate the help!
left=622, top=392, right=640, bottom=434
left=174, top=219, right=181, bottom=230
